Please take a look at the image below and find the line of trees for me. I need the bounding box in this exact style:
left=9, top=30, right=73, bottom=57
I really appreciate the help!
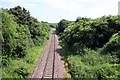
left=1, top=6, right=50, bottom=61
left=57, top=16, right=120, bottom=78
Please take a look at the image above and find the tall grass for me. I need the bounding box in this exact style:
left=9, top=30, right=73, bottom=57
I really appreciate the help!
left=2, top=46, right=44, bottom=78
left=61, top=43, right=120, bottom=79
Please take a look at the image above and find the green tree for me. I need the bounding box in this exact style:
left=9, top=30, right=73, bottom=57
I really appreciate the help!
left=57, top=19, right=70, bottom=34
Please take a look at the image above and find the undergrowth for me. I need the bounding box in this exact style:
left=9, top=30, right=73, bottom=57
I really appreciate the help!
left=62, top=42, right=120, bottom=79
left=2, top=46, right=44, bottom=78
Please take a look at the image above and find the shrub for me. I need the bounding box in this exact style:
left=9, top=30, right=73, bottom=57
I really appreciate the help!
left=67, top=52, right=120, bottom=79
left=101, top=32, right=120, bottom=56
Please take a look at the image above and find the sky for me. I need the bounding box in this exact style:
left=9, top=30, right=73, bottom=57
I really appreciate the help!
left=0, top=0, right=119, bottom=23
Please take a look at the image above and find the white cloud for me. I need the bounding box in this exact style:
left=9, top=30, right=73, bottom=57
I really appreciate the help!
left=2, top=0, right=36, bottom=8
left=42, top=0, right=82, bottom=11
left=9, top=0, right=17, bottom=3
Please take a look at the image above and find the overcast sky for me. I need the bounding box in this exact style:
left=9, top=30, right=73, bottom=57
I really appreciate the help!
left=0, top=0, right=119, bottom=23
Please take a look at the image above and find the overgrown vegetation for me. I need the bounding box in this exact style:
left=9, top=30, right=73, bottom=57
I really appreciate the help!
left=1, top=5, right=120, bottom=79
left=2, top=46, right=44, bottom=78
left=57, top=16, right=120, bottom=79
left=1, top=6, right=50, bottom=78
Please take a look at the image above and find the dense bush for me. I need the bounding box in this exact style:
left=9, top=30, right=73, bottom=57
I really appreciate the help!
left=91, top=16, right=120, bottom=48
left=101, top=32, right=120, bottom=58
left=1, top=10, right=24, bottom=57
left=8, top=6, right=31, bottom=25
left=1, top=6, right=50, bottom=77
left=7, top=6, right=50, bottom=46
left=57, top=15, right=120, bottom=79
left=56, top=19, right=70, bottom=34
left=63, top=47, right=120, bottom=79
left=59, top=16, right=120, bottom=51
left=1, top=6, right=50, bottom=78
left=1, top=6, right=50, bottom=58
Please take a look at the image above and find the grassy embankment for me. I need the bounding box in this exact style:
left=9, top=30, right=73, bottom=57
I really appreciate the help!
left=2, top=45, right=46, bottom=78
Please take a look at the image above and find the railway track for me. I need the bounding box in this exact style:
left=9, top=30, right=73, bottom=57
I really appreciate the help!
left=31, top=28, right=65, bottom=79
